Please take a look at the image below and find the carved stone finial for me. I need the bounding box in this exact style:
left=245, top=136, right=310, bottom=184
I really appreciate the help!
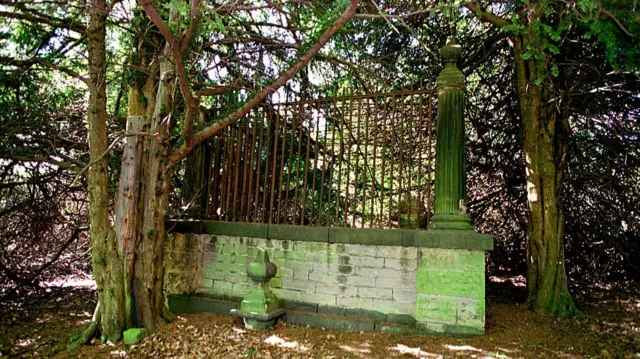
left=439, top=38, right=461, bottom=64
left=230, top=249, right=284, bottom=330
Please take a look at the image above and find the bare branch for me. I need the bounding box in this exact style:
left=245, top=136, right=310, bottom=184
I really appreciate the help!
left=465, top=1, right=510, bottom=27
left=168, top=0, right=360, bottom=166
left=0, top=57, right=89, bottom=84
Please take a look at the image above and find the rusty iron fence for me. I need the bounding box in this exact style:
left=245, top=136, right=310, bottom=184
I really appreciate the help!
left=200, top=88, right=436, bottom=229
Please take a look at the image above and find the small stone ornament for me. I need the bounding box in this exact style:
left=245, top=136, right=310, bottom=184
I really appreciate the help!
left=230, top=249, right=284, bottom=330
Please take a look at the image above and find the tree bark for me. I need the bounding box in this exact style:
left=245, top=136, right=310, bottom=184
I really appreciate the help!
left=514, top=34, right=579, bottom=317
left=86, top=0, right=125, bottom=342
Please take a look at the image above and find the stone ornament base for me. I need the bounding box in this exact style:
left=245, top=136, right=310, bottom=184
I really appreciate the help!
left=230, top=308, right=285, bottom=330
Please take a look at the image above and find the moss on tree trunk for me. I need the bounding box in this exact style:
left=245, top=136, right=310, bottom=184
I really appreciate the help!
left=514, top=34, right=579, bottom=317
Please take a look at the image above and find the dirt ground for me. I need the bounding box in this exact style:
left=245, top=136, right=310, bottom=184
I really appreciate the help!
left=1, top=279, right=639, bottom=358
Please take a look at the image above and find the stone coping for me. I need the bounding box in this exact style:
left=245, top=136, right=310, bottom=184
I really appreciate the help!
left=167, top=220, right=493, bottom=251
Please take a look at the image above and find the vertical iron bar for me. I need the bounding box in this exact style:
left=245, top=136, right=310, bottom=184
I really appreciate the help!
left=223, top=127, right=234, bottom=221
left=398, top=93, right=407, bottom=228
left=310, top=99, right=321, bottom=225
left=276, top=106, right=287, bottom=223
left=352, top=93, right=361, bottom=228
left=240, top=120, right=251, bottom=221
left=262, top=110, right=273, bottom=223
left=293, top=99, right=304, bottom=224
left=284, top=104, right=297, bottom=224
left=362, top=97, right=369, bottom=227
left=319, top=102, right=329, bottom=226
left=426, top=93, right=433, bottom=229
left=343, top=90, right=353, bottom=227
left=254, top=108, right=266, bottom=222
left=232, top=124, right=242, bottom=222
left=380, top=96, right=387, bottom=227
left=268, top=108, right=280, bottom=224
left=370, top=96, right=378, bottom=227
left=328, top=96, right=338, bottom=226
left=211, top=134, right=223, bottom=219
left=246, top=109, right=259, bottom=222
left=418, top=91, right=425, bottom=229
left=301, top=98, right=312, bottom=225
left=388, top=95, right=396, bottom=226
left=336, top=91, right=346, bottom=226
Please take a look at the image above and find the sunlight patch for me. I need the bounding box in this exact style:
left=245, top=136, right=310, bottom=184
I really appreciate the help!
left=388, top=344, right=443, bottom=358
left=264, top=334, right=310, bottom=352
left=339, top=344, right=372, bottom=355
left=445, top=344, right=482, bottom=352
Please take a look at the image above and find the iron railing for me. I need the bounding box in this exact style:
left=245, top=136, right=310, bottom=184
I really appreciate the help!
left=200, top=89, right=436, bottom=229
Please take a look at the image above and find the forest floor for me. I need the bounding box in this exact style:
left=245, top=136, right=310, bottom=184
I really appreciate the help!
left=1, top=278, right=639, bottom=359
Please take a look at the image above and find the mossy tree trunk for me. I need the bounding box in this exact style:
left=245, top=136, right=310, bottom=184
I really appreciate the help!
left=86, top=0, right=126, bottom=342
left=80, top=4, right=175, bottom=345
left=514, top=32, right=578, bottom=317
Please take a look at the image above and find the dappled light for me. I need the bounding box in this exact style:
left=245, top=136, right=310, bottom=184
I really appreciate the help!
left=388, top=344, right=442, bottom=358
left=446, top=344, right=483, bottom=352
left=264, top=334, right=310, bottom=352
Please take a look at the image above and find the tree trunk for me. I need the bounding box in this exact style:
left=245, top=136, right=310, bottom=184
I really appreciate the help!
left=514, top=35, right=579, bottom=317
left=86, top=0, right=125, bottom=342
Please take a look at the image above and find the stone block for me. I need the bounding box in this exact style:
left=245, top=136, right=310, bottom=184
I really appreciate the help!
left=274, top=267, right=294, bottom=278
left=211, top=280, right=234, bottom=294
left=281, top=250, right=307, bottom=261
left=414, top=230, right=493, bottom=250
left=457, top=250, right=485, bottom=272
left=373, top=299, right=415, bottom=315
left=282, top=260, right=314, bottom=272
left=315, top=282, right=358, bottom=296
left=306, top=252, right=341, bottom=265
left=419, top=248, right=458, bottom=270
left=393, top=290, right=417, bottom=303
left=283, top=312, right=374, bottom=332
left=272, top=288, right=302, bottom=301
left=376, top=246, right=418, bottom=260
left=375, top=277, right=415, bottom=290
left=232, top=283, right=254, bottom=297
left=385, top=313, right=417, bottom=326
left=301, top=292, right=337, bottom=306
left=344, top=244, right=377, bottom=257
left=384, top=257, right=418, bottom=270
left=456, top=298, right=485, bottom=328
left=356, top=267, right=408, bottom=279
left=201, top=221, right=269, bottom=238
left=293, top=270, right=310, bottom=280
left=345, top=255, right=385, bottom=268
left=294, top=241, right=329, bottom=252
left=329, top=228, right=403, bottom=246
left=358, top=287, right=393, bottom=300
left=416, top=269, right=484, bottom=298
left=415, top=294, right=457, bottom=324
left=281, top=278, right=315, bottom=292
left=336, top=296, right=374, bottom=309
left=268, top=224, right=328, bottom=242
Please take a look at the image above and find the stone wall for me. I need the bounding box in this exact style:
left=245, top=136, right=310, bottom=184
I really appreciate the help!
left=164, top=221, right=491, bottom=336
left=166, top=234, right=417, bottom=316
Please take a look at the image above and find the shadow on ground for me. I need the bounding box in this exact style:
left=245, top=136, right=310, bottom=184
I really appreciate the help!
left=2, top=278, right=639, bottom=358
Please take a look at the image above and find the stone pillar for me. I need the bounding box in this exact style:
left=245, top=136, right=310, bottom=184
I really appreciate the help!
left=429, top=39, right=473, bottom=230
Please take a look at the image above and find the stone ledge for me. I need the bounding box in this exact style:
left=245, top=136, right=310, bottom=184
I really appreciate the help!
left=167, top=220, right=493, bottom=251
left=167, top=295, right=483, bottom=337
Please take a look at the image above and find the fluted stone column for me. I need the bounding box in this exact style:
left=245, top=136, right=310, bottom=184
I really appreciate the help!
left=430, top=39, right=473, bottom=230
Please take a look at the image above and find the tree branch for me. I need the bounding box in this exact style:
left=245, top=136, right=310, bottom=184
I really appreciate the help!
left=0, top=57, right=89, bottom=84
left=168, top=0, right=359, bottom=166
left=138, top=0, right=201, bottom=145
left=465, top=1, right=510, bottom=27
